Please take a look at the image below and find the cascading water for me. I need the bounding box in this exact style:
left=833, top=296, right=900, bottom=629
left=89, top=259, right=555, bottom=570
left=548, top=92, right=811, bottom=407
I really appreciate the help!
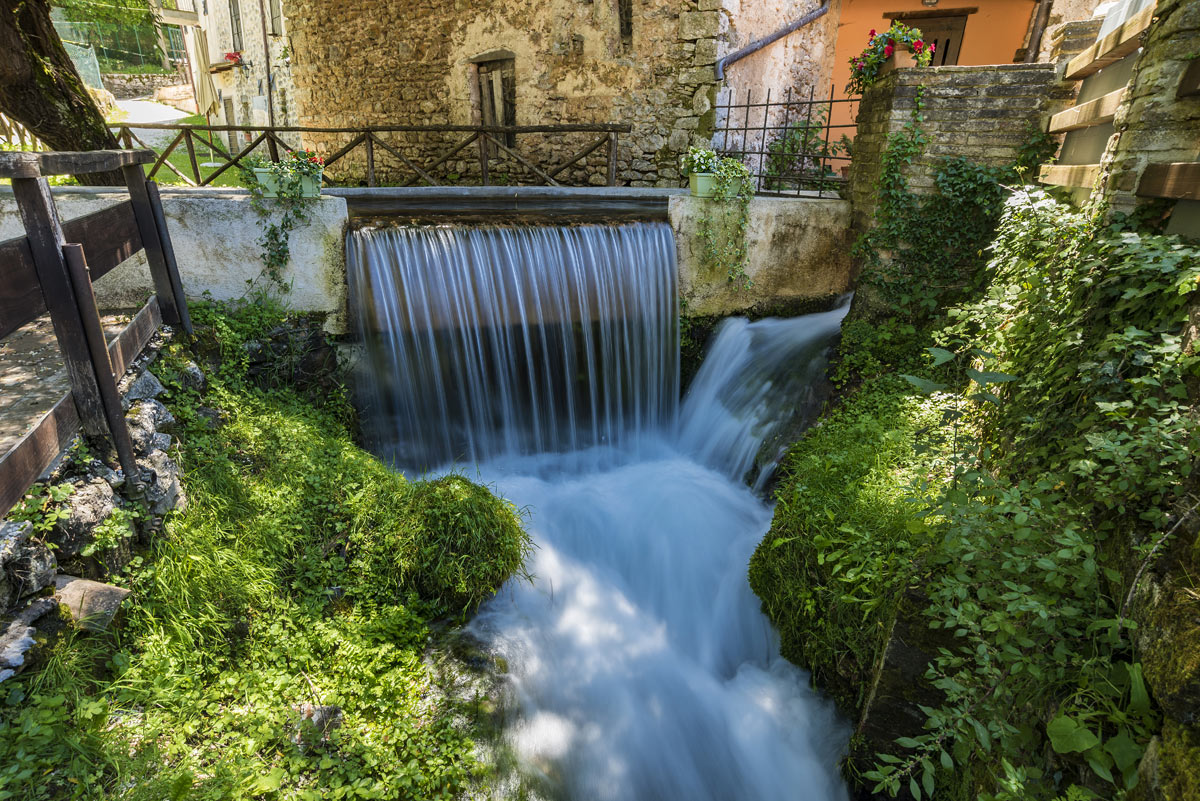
left=349, top=221, right=851, bottom=801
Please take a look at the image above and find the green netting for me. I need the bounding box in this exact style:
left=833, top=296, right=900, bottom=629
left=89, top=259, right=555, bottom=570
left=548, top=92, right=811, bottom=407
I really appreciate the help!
left=64, top=41, right=103, bottom=90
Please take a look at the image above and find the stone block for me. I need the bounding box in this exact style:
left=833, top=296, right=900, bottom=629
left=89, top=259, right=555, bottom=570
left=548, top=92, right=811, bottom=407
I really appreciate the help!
left=54, top=576, right=130, bottom=632
left=678, top=11, right=719, bottom=41
left=678, top=66, right=715, bottom=86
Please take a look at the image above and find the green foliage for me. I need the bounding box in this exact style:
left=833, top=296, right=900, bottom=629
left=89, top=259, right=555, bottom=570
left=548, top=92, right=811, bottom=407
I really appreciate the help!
left=8, top=481, right=74, bottom=536
left=697, top=157, right=754, bottom=288
left=758, top=153, right=1196, bottom=796
left=239, top=151, right=326, bottom=291
left=351, top=474, right=531, bottom=614
left=762, top=104, right=845, bottom=192
left=847, top=22, right=935, bottom=95
left=0, top=301, right=529, bottom=799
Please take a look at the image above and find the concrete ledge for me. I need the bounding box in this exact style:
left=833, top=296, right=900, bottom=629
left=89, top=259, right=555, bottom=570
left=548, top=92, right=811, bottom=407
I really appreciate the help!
left=0, top=187, right=350, bottom=334
left=669, top=194, right=855, bottom=318
left=328, top=186, right=683, bottom=220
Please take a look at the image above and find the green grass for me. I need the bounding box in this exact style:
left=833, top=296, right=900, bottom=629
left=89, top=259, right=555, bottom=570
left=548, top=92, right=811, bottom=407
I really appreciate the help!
left=0, top=301, right=529, bottom=800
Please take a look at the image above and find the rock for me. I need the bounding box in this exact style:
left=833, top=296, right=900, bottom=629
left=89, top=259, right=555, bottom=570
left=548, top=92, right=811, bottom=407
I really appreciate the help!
left=292, top=703, right=344, bottom=747
left=0, top=522, right=57, bottom=611
left=54, top=575, right=130, bottom=632
left=137, top=450, right=185, bottom=516
left=125, top=370, right=166, bottom=403
left=127, top=399, right=176, bottom=454
left=180, top=361, right=207, bottom=392
left=50, top=479, right=116, bottom=560
left=196, top=407, right=227, bottom=430
left=0, top=598, right=57, bottom=682
left=88, top=460, right=124, bottom=490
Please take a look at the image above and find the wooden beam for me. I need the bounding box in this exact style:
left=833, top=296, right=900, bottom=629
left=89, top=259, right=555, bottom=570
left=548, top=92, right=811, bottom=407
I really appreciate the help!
left=370, top=135, right=437, bottom=186
left=121, top=167, right=182, bottom=328
left=60, top=201, right=143, bottom=281
left=10, top=177, right=110, bottom=438
left=1048, top=87, right=1126, bottom=133
left=145, top=182, right=193, bottom=335
left=0, top=237, right=44, bottom=340
left=0, top=395, right=79, bottom=518
left=1178, top=58, right=1200, bottom=98
left=107, top=296, right=162, bottom=378
left=1040, top=163, right=1101, bottom=189
left=0, top=150, right=155, bottom=179
left=1066, top=4, right=1155, bottom=80
left=883, top=6, right=977, bottom=19
left=1137, top=162, right=1200, bottom=200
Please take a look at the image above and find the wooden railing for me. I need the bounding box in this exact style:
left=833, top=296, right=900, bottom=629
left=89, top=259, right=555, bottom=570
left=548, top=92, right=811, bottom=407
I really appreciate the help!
left=0, top=149, right=191, bottom=516
left=108, top=123, right=631, bottom=188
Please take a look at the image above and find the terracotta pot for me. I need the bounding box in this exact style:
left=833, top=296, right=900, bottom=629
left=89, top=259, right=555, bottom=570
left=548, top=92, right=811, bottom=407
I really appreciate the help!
left=879, top=49, right=918, bottom=76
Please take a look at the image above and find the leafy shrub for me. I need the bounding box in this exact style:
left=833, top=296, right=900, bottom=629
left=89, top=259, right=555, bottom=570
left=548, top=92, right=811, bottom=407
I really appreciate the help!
left=350, top=473, right=531, bottom=614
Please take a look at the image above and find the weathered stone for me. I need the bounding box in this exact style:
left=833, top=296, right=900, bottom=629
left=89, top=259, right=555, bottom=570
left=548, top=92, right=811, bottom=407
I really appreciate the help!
left=292, top=703, right=344, bottom=747
left=138, top=450, right=185, bottom=516
left=0, top=522, right=56, bottom=610
left=125, top=370, right=166, bottom=404
left=678, top=11, right=719, bottom=41
left=127, top=399, right=177, bottom=454
left=54, top=575, right=131, bottom=632
left=180, top=361, right=207, bottom=392
left=0, top=598, right=57, bottom=682
left=50, top=479, right=116, bottom=560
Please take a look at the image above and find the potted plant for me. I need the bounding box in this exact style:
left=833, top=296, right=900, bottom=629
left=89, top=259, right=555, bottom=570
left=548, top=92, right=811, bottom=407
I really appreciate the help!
left=846, top=22, right=934, bottom=94
left=681, top=146, right=723, bottom=197
left=251, top=149, right=325, bottom=198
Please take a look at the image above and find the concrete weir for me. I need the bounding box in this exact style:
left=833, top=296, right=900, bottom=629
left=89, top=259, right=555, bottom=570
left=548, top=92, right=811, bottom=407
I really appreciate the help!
left=0, top=186, right=854, bottom=333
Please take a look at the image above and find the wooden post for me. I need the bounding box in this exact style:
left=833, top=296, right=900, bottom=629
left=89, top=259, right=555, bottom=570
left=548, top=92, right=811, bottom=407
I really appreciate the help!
left=478, top=132, right=490, bottom=186
left=9, top=177, right=110, bottom=439
left=184, top=128, right=201, bottom=185
left=61, top=244, right=143, bottom=491
left=145, top=182, right=193, bottom=336
left=365, top=132, right=376, bottom=187
left=267, top=132, right=280, bottom=163
left=607, top=132, right=618, bottom=186
left=120, top=165, right=183, bottom=327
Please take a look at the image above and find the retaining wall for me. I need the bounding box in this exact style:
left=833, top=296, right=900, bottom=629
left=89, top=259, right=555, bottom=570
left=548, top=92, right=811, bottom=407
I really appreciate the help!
left=0, top=188, right=349, bottom=334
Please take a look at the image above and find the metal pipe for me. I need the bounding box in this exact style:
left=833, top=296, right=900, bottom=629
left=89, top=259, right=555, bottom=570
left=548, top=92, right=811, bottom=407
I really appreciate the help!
left=715, top=1, right=831, bottom=81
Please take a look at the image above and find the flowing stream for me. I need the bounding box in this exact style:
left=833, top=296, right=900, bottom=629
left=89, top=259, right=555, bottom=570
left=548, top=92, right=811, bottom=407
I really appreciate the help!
left=348, top=222, right=850, bottom=800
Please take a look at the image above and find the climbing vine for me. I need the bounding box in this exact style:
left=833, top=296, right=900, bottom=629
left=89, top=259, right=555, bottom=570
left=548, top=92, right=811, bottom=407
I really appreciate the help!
left=697, top=157, right=754, bottom=289
left=240, top=151, right=325, bottom=291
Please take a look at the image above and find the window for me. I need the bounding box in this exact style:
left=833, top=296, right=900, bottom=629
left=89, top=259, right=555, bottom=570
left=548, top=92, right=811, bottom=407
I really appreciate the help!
left=269, top=0, right=282, bottom=35
left=884, top=12, right=968, bottom=66
left=475, top=58, right=516, bottom=146
left=618, top=0, right=633, bottom=51
left=228, top=0, right=243, bottom=52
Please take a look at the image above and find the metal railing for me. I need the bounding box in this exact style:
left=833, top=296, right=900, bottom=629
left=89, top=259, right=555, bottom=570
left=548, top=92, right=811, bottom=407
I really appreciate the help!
left=713, top=86, right=858, bottom=198
left=108, top=123, right=631, bottom=188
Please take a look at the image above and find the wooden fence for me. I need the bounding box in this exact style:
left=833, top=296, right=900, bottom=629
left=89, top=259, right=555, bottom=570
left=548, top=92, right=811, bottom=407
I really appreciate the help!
left=109, top=123, right=631, bottom=188
left=0, top=149, right=191, bottom=516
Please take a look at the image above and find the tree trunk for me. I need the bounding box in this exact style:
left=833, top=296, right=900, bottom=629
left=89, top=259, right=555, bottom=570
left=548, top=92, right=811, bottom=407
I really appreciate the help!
left=0, top=0, right=124, bottom=185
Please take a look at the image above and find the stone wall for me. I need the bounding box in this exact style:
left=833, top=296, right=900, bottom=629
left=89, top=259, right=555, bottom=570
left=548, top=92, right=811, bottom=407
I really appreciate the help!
left=1101, top=0, right=1200, bottom=215
left=101, top=71, right=187, bottom=100
left=0, top=189, right=349, bottom=334
left=669, top=194, right=853, bottom=317
left=283, top=0, right=830, bottom=187
left=847, top=64, right=1070, bottom=238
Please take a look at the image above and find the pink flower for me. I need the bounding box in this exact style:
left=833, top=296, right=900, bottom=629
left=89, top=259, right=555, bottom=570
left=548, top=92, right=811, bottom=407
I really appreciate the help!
left=884, top=44, right=894, bottom=57
left=869, top=29, right=876, bottom=38
left=913, top=39, right=924, bottom=53
left=929, top=42, right=936, bottom=53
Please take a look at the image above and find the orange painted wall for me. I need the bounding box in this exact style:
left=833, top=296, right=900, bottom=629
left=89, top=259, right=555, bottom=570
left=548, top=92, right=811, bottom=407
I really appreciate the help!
left=829, top=0, right=1038, bottom=131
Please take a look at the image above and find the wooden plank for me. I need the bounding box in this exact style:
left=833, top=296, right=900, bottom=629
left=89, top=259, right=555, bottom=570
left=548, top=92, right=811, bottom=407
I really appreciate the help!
left=0, top=395, right=80, bottom=518
left=121, top=166, right=182, bottom=328
left=321, top=132, right=368, bottom=170
left=62, top=244, right=142, bottom=489
left=608, top=133, right=618, bottom=187
left=109, top=123, right=633, bottom=134
left=883, top=6, right=977, bottom=18
left=9, top=177, right=109, bottom=438
left=1039, top=163, right=1102, bottom=188
left=1178, top=58, right=1200, bottom=98
left=485, top=136, right=561, bottom=187
left=365, top=133, right=377, bottom=187
left=0, top=237, right=45, bottom=340
left=371, top=135, right=437, bottom=186
left=1048, top=87, right=1126, bottom=133
left=1066, top=4, right=1155, bottom=80
left=184, top=128, right=201, bottom=184
left=202, top=131, right=267, bottom=185
left=1137, top=162, right=1200, bottom=200
left=146, top=130, right=185, bottom=180
left=405, top=133, right=478, bottom=186
left=107, top=296, right=161, bottom=378
left=60, top=201, right=142, bottom=281
left=0, top=149, right=156, bottom=179
left=547, top=134, right=608, bottom=179
left=146, top=182, right=193, bottom=335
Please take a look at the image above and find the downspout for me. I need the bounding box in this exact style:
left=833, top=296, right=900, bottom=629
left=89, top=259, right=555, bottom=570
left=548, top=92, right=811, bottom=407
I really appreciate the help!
left=257, top=0, right=276, bottom=126
left=715, top=0, right=831, bottom=81
left=1024, top=0, right=1054, bottom=63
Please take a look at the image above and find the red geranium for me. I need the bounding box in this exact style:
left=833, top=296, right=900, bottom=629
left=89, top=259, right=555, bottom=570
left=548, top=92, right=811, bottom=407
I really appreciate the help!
left=884, top=44, right=894, bottom=57
left=913, top=39, right=924, bottom=53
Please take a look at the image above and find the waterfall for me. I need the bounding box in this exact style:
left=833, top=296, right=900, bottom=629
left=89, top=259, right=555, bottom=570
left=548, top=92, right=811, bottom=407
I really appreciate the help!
left=347, top=223, right=678, bottom=470
left=348, top=221, right=850, bottom=801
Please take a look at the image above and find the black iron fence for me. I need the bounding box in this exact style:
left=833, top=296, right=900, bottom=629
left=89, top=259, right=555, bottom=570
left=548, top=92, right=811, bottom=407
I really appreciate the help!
left=713, top=86, right=858, bottom=198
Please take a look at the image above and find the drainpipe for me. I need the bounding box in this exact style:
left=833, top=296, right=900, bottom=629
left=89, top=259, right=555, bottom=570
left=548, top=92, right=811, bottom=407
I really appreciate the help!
left=1024, top=0, right=1054, bottom=63
left=257, top=0, right=276, bottom=126
left=714, top=0, right=831, bottom=81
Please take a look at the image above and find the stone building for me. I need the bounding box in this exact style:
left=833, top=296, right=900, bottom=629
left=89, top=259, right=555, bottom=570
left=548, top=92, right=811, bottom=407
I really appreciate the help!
left=188, top=0, right=300, bottom=151
left=283, top=0, right=841, bottom=186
